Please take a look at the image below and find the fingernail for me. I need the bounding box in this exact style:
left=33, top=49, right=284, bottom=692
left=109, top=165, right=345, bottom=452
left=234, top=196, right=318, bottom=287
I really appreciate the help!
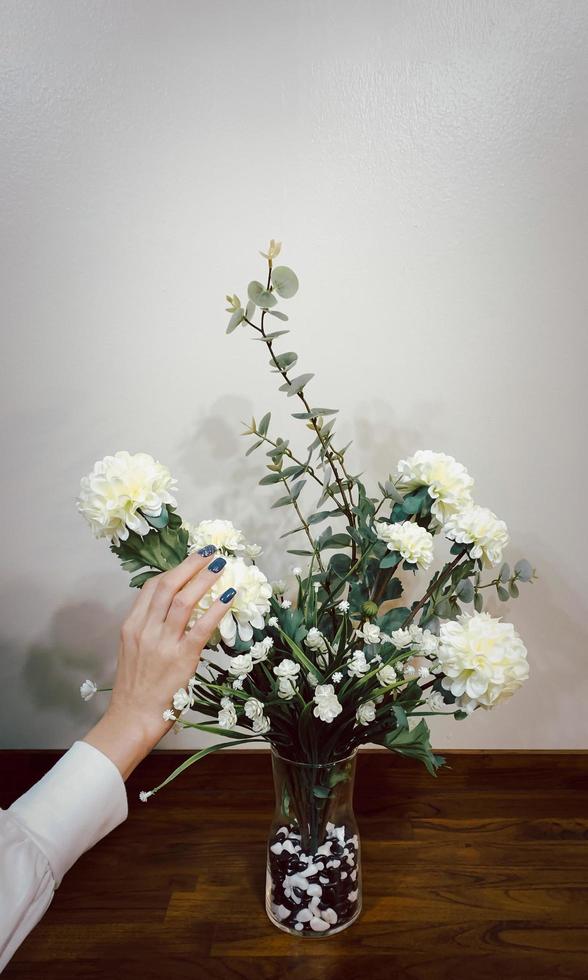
left=208, top=556, right=227, bottom=574
left=197, top=545, right=217, bottom=557
left=220, top=587, right=237, bottom=604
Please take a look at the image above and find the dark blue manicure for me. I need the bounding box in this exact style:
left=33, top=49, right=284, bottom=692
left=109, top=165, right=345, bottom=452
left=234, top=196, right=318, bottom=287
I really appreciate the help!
left=220, top=587, right=236, bottom=604
left=208, top=556, right=227, bottom=573
left=197, top=544, right=217, bottom=557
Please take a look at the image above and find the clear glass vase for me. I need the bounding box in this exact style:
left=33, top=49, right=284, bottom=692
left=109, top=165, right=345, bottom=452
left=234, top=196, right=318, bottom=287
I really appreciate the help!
left=265, top=748, right=361, bottom=937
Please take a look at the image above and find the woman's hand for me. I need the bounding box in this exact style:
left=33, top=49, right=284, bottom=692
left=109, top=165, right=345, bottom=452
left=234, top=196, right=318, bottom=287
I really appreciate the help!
left=84, top=547, right=235, bottom=778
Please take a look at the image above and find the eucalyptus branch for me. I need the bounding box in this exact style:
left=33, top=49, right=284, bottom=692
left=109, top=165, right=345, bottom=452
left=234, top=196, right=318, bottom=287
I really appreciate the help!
left=402, top=548, right=469, bottom=628
left=277, top=471, right=326, bottom=573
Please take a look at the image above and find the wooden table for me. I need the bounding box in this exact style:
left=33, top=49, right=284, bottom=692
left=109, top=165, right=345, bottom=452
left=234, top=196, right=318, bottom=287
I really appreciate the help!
left=1, top=750, right=587, bottom=978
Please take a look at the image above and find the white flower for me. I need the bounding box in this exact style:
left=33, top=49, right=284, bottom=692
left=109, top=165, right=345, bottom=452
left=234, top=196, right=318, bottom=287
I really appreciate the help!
left=139, top=790, right=153, bottom=803
left=428, top=691, right=447, bottom=711
left=250, top=636, right=274, bottom=662
left=244, top=698, right=270, bottom=734
left=403, top=664, right=417, bottom=678
left=331, top=671, right=343, bottom=683
left=280, top=599, right=292, bottom=609
left=418, top=665, right=429, bottom=679
left=172, top=687, right=192, bottom=712
left=191, top=555, right=272, bottom=647
left=338, top=600, right=350, bottom=613
left=273, top=659, right=301, bottom=700
left=78, top=451, right=177, bottom=545
left=444, top=505, right=509, bottom=567
left=186, top=518, right=246, bottom=554
left=391, top=624, right=423, bottom=649
left=356, top=700, right=376, bottom=726
left=396, top=450, right=474, bottom=524
left=291, top=566, right=302, bottom=576
left=272, top=580, right=286, bottom=595
left=268, top=616, right=279, bottom=627
left=307, top=672, right=319, bottom=688
left=419, top=630, right=440, bottom=656
left=437, top=612, right=529, bottom=709
left=243, top=542, right=263, bottom=559
left=80, top=679, right=97, bottom=701
left=218, top=696, right=238, bottom=728
left=347, top=650, right=369, bottom=678
left=313, top=583, right=320, bottom=593
left=377, top=663, right=397, bottom=686
left=228, top=653, right=254, bottom=676
left=232, top=676, right=245, bottom=690
left=313, top=684, right=343, bottom=723
left=162, top=708, right=176, bottom=722
left=374, top=520, right=434, bottom=570
left=356, top=622, right=382, bottom=645
left=304, top=627, right=328, bottom=654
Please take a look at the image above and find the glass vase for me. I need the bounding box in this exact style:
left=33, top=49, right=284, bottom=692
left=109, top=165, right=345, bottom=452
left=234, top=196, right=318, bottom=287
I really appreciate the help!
left=265, top=748, right=361, bottom=937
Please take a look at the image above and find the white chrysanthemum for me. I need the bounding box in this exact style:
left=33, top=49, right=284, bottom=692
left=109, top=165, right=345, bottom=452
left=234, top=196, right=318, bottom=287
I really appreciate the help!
left=186, top=518, right=246, bottom=554
left=355, top=622, right=382, bottom=645
left=356, top=700, right=376, bottom=726
left=191, top=555, right=272, bottom=647
left=376, top=663, right=397, bottom=686
left=313, top=684, right=343, bottom=723
left=444, top=505, right=509, bottom=567
left=273, top=659, right=301, bottom=700
left=228, top=653, right=254, bottom=676
left=78, top=451, right=177, bottom=545
left=304, top=627, right=328, bottom=654
left=347, top=650, right=369, bottom=678
left=80, top=679, right=97, bottom=701
left=437, top=612, right=529, bottom=710
left=396, top=450, right=474, bottom=524
left=218, top=696, right=237, bottom=728
left=374, top=520, right=434, bottom=570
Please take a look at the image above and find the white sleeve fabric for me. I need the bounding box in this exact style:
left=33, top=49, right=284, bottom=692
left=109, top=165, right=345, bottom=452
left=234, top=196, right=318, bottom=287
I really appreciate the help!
left=0, top=741, right=128, bottom=971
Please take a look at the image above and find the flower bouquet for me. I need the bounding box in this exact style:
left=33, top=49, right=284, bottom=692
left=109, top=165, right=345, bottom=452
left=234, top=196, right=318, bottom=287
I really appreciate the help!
left=78, top=241, right=534, bottom=937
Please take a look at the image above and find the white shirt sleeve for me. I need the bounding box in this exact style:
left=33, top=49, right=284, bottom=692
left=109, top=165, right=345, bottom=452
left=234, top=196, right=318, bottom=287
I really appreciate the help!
left=0, top=741, right=128, bottom=970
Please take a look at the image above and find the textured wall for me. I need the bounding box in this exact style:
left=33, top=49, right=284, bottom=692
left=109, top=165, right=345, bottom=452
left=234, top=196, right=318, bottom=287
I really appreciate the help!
left=1, top=0, right=587, bottom=749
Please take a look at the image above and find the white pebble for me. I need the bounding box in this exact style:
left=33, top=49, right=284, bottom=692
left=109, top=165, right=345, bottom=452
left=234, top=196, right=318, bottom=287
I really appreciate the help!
left=315, top=861, right=324, bottom=871
left=348, top=834, right=359, bottom=848
left=309, top=895, right=321, bottom=913
left=285, top=873, right=308, bottom=891
left=282, top=840, right=296, bottom=854
left=301, top=863, right=320, bottom=878
left=272, top=904, right=290, bottom=921
left=296, top=908, right=313, bottom=923
left=319, top=876, right=329, bottom=885
left=346, top=854, right=355, bottom=866
left=294, top=923, right=304, bottom=931
left=321, top=907, right=338, bottom=925
left=277, top=826, right=289, bottom=836
left=329, top=859, right=341, bottom=868
left=334, top=826, right=345, bottom=845
left=307, top=883, right=322, bottom=897
left=348, top=889, right=358, bottom=902
left=310, top=916, right=330, bottom=932
left=326, top=821, right=335, bottom=833
left=270, top=843, right=283, bottom=855
left=317, top=841, right=333, bottom=856
left=350, top=869, right=357, bottom=882
left=341, top=871, right=347, bottom=880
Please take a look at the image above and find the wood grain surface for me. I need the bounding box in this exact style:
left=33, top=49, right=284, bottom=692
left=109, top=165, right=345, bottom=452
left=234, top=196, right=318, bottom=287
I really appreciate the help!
left=1, top=750, right=587, bottom=979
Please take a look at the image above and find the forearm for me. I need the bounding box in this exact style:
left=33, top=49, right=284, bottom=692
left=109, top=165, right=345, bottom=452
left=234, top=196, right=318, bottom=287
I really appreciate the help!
left=83, top=706, right=164, bottom=781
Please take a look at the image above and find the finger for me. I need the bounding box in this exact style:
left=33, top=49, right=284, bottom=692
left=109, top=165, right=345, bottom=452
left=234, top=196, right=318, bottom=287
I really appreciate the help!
left=165, top=556, right=229, bottom=637
left=120, top=572, right=161, bottom=640
left=183, top=587, right=237, bottom=658
left=147, top=547, right=219, bottom=623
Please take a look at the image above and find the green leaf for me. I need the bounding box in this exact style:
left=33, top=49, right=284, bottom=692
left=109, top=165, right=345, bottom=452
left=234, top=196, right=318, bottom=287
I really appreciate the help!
left=454, top=710, right=468, bottom=720
left=259, top=472, right=282, bottom=485
left=258, top=412, right=271, bottom=436
left=307, top=510, right=335, bottom=526
left=312, top=785, right=331, bottom=799
left=271, top=265, right=299, bottom=298
left=254, top=330, right=290, bottom=342
left=292, top=408, right=339, bottom=419
left=499, top=562, right=511, bottom=582
left=279, top=373, right=314, bottom=396
left=269, top=310, right=289, bottom=321
left=245, top=300, right=255, bottom=320
left=380, top=550, right=401, bottom=569
left=226, top=308, right=244, bottom=333
left=378, top=719, right=444, bottom=776
left=497, top=585, right=510, bottom=602
left=509, top=580, right=520, bottom=598
left=245, top=439, right=264, bottom=456
left=514, top=559, right=534, bottom=582
left=272, top=351, right=298, bottom=371
left=247, top=281, right=277, bottom=309
left=129, top=569, right=160, bottom=589
left=271, top=495, right=294, bottom=509
left=144, top=507, right=169, bottom=530
left=474, top=591, right=484, bottom=613
left=455, top=578, right=474, bottom=603
left=391, top=704, right=408, bottom=730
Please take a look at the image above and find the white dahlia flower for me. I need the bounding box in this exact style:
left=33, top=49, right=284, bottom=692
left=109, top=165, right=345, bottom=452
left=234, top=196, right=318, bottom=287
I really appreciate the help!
left=437, top=612, right=529, bottom=710
left=186, top=518, right=246, bottom=554
left=77, top=451, right=177, bottom=545
left=374, top=520, right=434, bottom=570
left=190, top=555, right=272, bottom=646
left=313, top=684, right=343, bottom=723
left=444, top=505, right=509, bottom=567
left=396, top=450, right=474, bottom=524
left=356, top=700, right=377, bottom=726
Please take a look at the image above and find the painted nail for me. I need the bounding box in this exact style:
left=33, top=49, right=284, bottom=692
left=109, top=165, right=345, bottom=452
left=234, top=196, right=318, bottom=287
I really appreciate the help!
left=197, top=544, right=217, bottom=557
left=208, top=556, right=227, bottom=574
left=220, top=587, right=237, bottom=604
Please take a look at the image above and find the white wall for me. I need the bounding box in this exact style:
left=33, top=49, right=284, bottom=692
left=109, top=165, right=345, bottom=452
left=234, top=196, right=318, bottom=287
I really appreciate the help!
left=1, top=0, right=587, bottom=750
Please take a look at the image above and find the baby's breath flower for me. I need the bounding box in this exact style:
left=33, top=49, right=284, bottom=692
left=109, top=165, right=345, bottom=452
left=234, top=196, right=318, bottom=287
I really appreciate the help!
left=338, top=600, right=350, bottom=613
left=163, top=709, right=176, bottom=722
left=80, top=679, right=97, bottom=701
left=139, top=791, right=153, bottom=803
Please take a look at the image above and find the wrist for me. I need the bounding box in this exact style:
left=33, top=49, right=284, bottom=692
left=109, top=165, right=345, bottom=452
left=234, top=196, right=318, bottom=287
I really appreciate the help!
left=84, top=705, right=163, bottom=780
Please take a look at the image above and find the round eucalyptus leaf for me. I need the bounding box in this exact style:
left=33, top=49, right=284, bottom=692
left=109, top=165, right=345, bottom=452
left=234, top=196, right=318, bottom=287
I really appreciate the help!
left=271, top=265, right=299, bottom=298
left=514, top=558, right=533, bottom=582
left=497, top=585, right=510, bottom=602
left=499, top=562, right=510, bottom=582
left=247, top=280, right=277, bottom=309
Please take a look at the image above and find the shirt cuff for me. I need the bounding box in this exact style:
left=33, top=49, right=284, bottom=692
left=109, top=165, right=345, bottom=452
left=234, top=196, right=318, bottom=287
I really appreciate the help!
left=8, top=741, right=128, bottom=886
